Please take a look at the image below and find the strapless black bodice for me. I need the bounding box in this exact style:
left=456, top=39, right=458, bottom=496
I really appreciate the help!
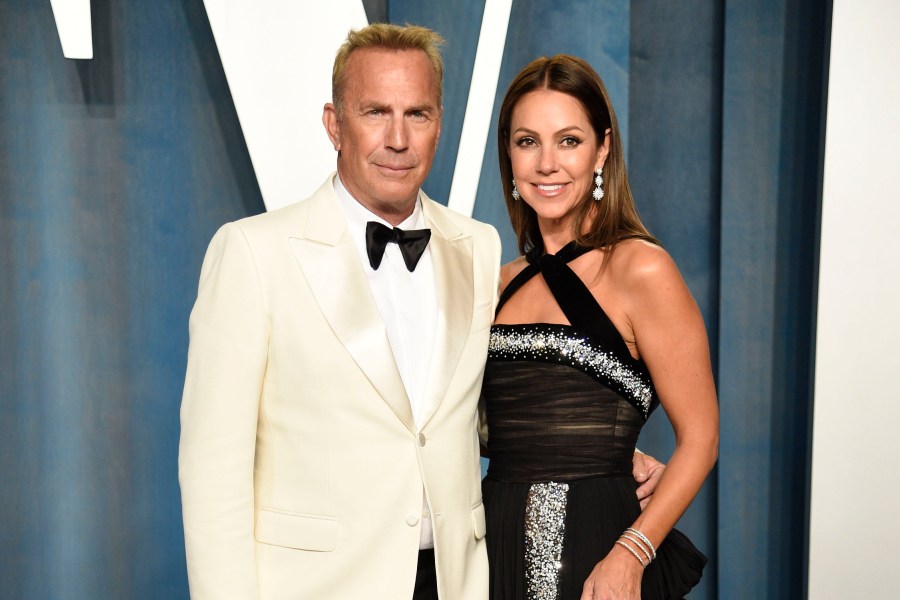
left=484, top=323, right=648, bottom=482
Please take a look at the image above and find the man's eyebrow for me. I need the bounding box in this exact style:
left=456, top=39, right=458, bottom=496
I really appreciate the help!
left=357, top=100, right=388, bottom=110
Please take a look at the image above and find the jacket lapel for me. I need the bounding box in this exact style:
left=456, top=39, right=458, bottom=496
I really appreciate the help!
left=420, top=196, right=474, bottom=427
left=289, top=179, right=415, bottom=434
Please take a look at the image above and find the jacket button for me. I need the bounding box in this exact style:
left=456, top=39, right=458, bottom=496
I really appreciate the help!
left=418, top=432, right=426, bottom=447
left=406, top=513, right=420, bottom=526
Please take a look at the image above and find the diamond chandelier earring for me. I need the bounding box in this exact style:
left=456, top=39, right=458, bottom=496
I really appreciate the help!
left=592, top=168, right=604, bottom=201
left=511, top=178, right=521, bottom=201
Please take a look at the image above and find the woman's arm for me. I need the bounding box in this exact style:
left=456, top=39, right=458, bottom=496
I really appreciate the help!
left=581, top=242, right=719, bottom=599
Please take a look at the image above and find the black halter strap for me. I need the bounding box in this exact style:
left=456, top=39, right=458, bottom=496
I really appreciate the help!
left=496, top=241, right=632, bottom=357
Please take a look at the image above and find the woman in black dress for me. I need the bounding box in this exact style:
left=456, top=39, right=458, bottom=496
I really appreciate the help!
left=481, top=55, right=719, bottom=599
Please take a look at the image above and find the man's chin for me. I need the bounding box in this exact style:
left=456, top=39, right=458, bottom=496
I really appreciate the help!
left=372, top=181, right=421, bottom=202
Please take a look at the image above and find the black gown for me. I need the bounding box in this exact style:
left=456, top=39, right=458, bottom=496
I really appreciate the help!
left=481, top=242, right=706, bottom=600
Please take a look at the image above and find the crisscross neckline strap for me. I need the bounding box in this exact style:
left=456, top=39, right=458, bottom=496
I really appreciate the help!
left=495, top=241, right=633, bottom=359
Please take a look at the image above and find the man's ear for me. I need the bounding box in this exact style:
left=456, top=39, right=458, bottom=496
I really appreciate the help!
left=322, top=103, right=341, bottom=151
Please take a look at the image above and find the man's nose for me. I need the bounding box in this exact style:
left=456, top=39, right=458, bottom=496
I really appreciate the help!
left=385, top=117, right=409, bottom=151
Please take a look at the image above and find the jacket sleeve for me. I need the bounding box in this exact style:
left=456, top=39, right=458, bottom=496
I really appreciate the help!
left=476, top=223, right=503, bottom=446
left=179, top=222, right=269, bottom=599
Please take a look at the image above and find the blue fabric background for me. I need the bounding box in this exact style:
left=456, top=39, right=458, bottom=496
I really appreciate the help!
left=0, top=0, right=829, bottom=597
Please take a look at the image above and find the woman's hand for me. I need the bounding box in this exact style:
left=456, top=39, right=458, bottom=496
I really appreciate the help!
left=579, top=545, right=643, bottom=600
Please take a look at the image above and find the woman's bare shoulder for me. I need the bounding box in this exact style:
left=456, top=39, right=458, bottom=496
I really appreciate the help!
left=499, top=256, right=529, bottom=294
left=609, top=238, right=680, bottom=288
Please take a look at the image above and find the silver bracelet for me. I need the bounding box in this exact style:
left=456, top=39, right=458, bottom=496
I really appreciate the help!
left=620, top=533, right=653, bottom=564
left=615, top=539, right=647, bottom=568
left=625, top=527, right=657, bottom=560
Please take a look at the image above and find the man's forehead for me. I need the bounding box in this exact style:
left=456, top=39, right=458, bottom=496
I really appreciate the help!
left=343, top=49, right=440, bottom=108
left=347, top=50, right=433, bottom=77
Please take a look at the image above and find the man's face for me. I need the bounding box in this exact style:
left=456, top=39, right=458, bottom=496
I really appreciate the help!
left=323, top=48, right=442, bottom=224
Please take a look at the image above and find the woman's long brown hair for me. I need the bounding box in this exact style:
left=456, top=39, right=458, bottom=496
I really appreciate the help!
left=497, top=54, right=659, bottom=259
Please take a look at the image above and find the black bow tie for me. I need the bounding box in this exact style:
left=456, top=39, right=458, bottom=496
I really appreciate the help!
left=365, top=221, right=432, bottom=272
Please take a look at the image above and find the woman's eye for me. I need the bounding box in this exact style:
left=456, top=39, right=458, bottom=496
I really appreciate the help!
left=515, top=137, right=536, bottom=147
left=561, top=136, right=581, bottom=146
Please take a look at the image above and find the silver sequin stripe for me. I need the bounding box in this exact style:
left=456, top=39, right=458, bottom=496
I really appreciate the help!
left=489, top=327, right=654, bottom=417
left=525, top=482, right=569, bottom=600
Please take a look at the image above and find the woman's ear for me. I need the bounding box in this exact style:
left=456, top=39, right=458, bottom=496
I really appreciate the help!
left=595, top=128, right=612, bottom=170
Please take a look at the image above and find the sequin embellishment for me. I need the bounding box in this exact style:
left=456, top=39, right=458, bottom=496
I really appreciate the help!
left=525, top=482, right=569, bottom=600
left=489, top=325, right=655, bottom=418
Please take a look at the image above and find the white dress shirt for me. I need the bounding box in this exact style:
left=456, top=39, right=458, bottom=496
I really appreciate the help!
left=334, top=175, right=438, bottom=549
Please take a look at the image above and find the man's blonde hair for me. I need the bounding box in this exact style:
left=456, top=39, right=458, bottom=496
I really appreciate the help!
left=332, top=23, right=445, bottom=114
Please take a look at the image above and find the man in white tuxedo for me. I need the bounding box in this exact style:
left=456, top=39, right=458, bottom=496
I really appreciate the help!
left=180, top=23, right=497, bottom=599
left=179, top=23, right=663, bottom=600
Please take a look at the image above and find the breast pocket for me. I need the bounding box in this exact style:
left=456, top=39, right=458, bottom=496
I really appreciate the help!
left=255, top=507, right=339, bottom=551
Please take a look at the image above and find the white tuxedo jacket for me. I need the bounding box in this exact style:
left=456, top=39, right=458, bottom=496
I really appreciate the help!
left=179, top=175, right=501, bottom=599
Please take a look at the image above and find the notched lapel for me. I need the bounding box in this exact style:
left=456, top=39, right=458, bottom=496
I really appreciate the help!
left=289, top=188, right=415, bottom=433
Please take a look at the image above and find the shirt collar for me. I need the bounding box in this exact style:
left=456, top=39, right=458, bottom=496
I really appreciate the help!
left=333, top=173, right=426, bottom=236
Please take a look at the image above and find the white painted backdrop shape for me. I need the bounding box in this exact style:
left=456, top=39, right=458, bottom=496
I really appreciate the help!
left=447, top=0, right=512, bottom=216
left=808, top=0, right=900, bottom=595
left=49, top=0, right=93, bottom=59
left=51, top=0, right=514, bottom=215
left=201, top=0, right=368, bottom=211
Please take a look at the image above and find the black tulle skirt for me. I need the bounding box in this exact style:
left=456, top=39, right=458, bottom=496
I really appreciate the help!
left=482, top=474, right=706, bottom=600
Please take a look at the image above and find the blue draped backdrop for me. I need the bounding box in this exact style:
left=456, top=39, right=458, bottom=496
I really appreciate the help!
left=0, top=1, right=829, bottom=597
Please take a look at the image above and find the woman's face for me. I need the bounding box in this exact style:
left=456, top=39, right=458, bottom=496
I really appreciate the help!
left=508, top=89, right=609, bottom=232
